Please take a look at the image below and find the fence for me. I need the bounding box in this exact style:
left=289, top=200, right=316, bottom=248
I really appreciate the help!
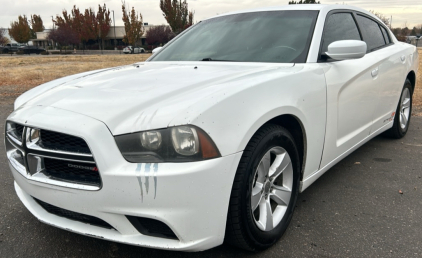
left=73, top=50, right=141, bottom=55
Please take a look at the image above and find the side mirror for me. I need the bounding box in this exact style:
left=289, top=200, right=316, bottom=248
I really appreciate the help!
left=326, top=40, right=367, bottom=61
left=152, top=47, right=163, bottom=54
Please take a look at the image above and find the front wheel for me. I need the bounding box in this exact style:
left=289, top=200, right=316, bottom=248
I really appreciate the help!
left=225, top=124, right=300, bottom=251
left=384, top=79, right=413, bottom=139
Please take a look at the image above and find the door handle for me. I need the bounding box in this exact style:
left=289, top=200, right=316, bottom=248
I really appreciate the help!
left=371, top=68, right=379, bottom=77
left=401, top=55, right=406, bottom=62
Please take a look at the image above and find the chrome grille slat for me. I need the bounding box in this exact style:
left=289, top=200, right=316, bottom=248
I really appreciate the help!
left=6, top=122, right=24, bottom=145
left=5, top=121, right=102, bottom=190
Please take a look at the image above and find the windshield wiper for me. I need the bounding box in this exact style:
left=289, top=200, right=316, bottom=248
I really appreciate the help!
left=201, top=58, right=235, bottom=62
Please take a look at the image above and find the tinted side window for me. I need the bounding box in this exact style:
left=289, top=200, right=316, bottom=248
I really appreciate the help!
left=380, top=26, right=391, bottom=44
left=356, top=15, right=386, bottom=51
left=321, top=13, right=361, bottom=54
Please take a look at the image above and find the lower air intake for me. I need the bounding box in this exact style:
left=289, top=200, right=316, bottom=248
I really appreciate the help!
left=33, top=198, right=114, bottom=230
left=126, top=216, right=178, bottom=240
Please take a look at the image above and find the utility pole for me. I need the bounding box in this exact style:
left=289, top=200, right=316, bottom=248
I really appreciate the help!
left=390, top=16, right=392, bottom=29
left=51, top=16, right=54, bottom=51
left=112, top=10, right=117, bottom=50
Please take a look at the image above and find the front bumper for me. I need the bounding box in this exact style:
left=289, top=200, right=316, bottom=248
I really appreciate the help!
left=6, top=105, right=242, bottom=251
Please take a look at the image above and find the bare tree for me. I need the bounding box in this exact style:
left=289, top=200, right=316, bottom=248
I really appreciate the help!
left=0, top=28, right=10, bottom=45
left=369, top=10, right=390, bottom=27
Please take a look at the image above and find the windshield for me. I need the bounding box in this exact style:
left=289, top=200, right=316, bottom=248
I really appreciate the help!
left=151, top=10, right=318, bottom=63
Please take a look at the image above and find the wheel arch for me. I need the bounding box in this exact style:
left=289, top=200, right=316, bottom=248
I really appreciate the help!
left=245, top=114, right=307, bottom=181
left=407, top=70, right=416, bottom=94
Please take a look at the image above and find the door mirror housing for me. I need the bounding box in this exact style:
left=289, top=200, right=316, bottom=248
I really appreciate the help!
left=325, top=40, right=367, bottom=61
left=152, top=47, right=163, bottom=54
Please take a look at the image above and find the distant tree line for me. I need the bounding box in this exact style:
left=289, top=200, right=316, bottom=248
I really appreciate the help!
left=50, top=4, right=111, bottom=50
left=370, top=10, right=421, bottom=41
left=289, top=0, right=320, bottom=4
left=3, top=0, right=195, bottom=50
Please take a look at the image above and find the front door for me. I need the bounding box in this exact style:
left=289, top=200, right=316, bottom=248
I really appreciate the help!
left=318, top=11, right=382, bottom=168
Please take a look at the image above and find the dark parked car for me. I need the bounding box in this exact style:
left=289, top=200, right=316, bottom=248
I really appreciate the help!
left=2, top=43, right=22, bottom=53
left=18, top=46, right=46, bottom=55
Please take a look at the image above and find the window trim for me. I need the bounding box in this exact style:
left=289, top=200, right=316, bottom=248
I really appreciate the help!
left=318, top=10, right=395, bottom=62
left=354, top=12, right=394, bottom=53
left=318, top=10, right=363, bottom=62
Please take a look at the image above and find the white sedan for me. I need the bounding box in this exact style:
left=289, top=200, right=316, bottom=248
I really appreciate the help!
left=123, top=46, right=145, bottom=54
left=5, top=4, right=418, bottom=252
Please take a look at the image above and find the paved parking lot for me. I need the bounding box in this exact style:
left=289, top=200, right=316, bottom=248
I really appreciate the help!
left=1, top=95, right=421, bottom=258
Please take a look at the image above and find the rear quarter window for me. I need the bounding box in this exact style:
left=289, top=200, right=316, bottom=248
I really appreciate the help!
left=356, top=15, right=386, bottom=52
left=380, top=26, right=391, bottom=44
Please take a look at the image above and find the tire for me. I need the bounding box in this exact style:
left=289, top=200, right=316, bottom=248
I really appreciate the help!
left=225, top=124, right=300, bottom=251
left=3, top=49, right=9, bottom=54
left=384, top=79, right=413, bottom=139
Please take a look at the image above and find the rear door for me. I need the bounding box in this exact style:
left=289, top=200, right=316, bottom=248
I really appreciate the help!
left=319, top=11, right=383, bottom=168
left=353, top=14, right=408, bottom=132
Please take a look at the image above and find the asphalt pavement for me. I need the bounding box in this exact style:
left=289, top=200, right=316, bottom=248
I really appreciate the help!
left=1, top=95, right=421, bottom=258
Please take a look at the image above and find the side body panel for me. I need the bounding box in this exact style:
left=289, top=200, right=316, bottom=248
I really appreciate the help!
left=318, top=51, right=383, bottom=169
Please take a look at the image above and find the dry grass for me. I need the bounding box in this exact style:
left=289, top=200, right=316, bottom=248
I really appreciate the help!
left=0, top=54, right=151, bottom=97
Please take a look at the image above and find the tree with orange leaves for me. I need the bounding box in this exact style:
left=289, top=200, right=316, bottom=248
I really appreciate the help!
left=121, top=1, right=144, bottom=46
left=31, top=15, right=44, bottom=32
left=9, top=15, right=31, bottom=43
left=97, top=4, right=112, bottom=50
left=159, top=0, right=194, bottom=34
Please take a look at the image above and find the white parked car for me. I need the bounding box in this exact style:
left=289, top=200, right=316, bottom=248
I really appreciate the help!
left=5, top=4, right=419, bottom=252
left=123, top=46, right=145, bottom=54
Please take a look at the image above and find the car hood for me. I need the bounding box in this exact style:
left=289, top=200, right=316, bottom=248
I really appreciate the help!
left=20, top=62, right=295, bottom=135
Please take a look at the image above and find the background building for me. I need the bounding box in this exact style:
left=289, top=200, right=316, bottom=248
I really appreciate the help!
left=30, top=24, right=156, bottom=49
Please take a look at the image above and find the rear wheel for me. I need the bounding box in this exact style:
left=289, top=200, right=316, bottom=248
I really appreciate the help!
left=384, top=79, right=412, bottom=139
left=225, top=124, right=300, bottom=251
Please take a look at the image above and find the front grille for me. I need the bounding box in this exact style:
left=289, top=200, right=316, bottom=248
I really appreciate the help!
left=39, top=130, right=91, bottom=154
left=6, top=121, right=101, bottom=190
left=33, top=198, right=113, bottom=229
left=44, top=158, right=101, bottom=187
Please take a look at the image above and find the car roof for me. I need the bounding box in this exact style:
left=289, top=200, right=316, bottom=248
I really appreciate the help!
left=207, top=4, right=373, bottom=20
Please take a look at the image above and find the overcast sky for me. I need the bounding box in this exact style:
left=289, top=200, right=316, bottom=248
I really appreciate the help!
left=0, top=0, right=421, bottom=29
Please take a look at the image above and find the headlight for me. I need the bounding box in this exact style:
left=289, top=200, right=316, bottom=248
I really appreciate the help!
left=115, top=125, right=220, bottom=163
left=171, top=126, right=199, bottom=156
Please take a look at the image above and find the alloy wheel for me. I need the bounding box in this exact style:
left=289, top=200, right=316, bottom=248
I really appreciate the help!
left=251, top=146, right=293, bottom=231
left=399, top=88, right=411, bottom=129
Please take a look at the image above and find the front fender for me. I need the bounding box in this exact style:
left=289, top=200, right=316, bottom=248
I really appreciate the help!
left=170, top=64, right=327, bottom=180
